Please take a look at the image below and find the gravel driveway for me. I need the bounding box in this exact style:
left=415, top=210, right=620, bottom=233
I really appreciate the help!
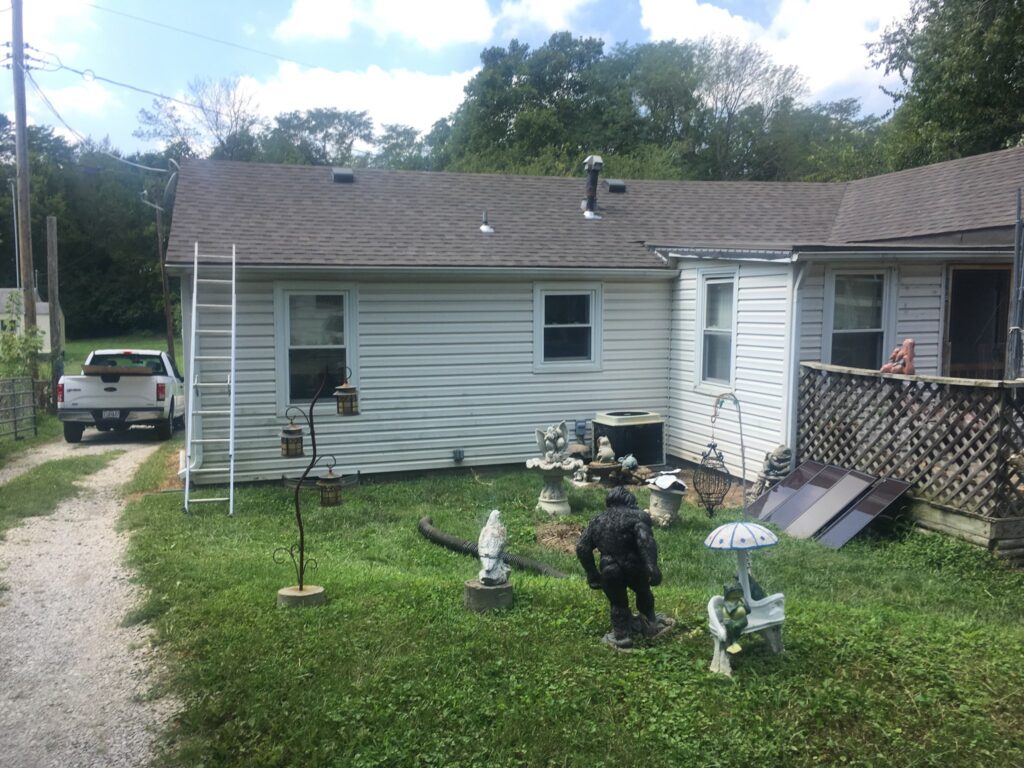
left=0, top=437, right=177, bottom=768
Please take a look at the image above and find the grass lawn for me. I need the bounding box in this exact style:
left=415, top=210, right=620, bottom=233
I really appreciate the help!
left=122, top=457, right=1024, bottom=768
left=62, top=332, right=183, bottom=374
left=0, top=413, right=61, bottom=469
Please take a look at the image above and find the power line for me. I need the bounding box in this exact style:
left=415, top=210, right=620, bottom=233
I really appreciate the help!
left=22, top=66, right=169, bottom=173
left=87, top=2, right=321, bottom=69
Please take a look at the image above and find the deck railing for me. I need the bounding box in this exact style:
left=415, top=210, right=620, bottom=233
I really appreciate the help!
left=0, top=376, right=37, bottom=442
left=798, top=363, right=1024, bottom=519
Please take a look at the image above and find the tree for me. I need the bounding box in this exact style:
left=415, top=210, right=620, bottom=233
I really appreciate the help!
left=870, top=0, right=1024, bottom=166
left=262, top=108, right=374, bottom=166
left=369, top=124, right=425, bottom=170
left=135, top=77, right=261, bottom=160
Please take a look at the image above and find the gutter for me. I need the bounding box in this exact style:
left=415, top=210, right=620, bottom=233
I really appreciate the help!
left=787, top=262, right=807, bottom=470
left=165, top=263, right=679, bottom=281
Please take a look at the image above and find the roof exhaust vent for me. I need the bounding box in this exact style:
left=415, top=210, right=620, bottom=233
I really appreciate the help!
left=332, top=167, right=355, bottom=183
left=605, top=179, right=626, bottom=194
left=582, top=155, right=603, bottom=219
left=480, top=210, right=494, bottom=234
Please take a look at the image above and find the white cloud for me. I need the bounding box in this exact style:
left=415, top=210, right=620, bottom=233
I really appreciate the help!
left=241, top=63, right=477, bottom=137
left=273, top=0, right=496, bottom=49
left=499, top=0, right=596, bottom=34
left=638, top=0, right=912, bottom=112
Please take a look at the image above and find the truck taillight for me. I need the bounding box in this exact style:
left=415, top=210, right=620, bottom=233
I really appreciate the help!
left=57, top=383, right=64, bottom=403
left=156, top=382, right=166, bottom=402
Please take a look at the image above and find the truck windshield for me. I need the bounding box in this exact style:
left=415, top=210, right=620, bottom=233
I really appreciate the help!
left=89, top=353, right=167, bottom=375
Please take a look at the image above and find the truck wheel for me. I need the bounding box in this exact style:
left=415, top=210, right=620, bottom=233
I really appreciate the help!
left=63, top=423, right=85, bottom=443
left=156, top=401, right=173, bottom=441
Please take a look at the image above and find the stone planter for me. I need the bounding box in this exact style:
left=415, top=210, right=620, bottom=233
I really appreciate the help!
left=649, top=487, right=686, bottom=527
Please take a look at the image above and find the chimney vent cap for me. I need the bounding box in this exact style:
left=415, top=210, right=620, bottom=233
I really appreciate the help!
left=583, top=155, right=604, bottom=171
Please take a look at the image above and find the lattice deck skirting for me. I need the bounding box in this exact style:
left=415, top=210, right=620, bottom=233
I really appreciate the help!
left=798, top=363, right=1024, bottom=520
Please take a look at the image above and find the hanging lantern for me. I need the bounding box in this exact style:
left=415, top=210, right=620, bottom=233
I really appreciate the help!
left=333, top=366, right=359, bottom=416
left=280, top=419, right=305, bottom=457
left=693, top=441, right=731, bottom=518
left=317, top=465, right=342, bottom=507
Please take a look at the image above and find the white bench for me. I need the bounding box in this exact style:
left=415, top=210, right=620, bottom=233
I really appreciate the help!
left=707, top=592, right=785, bottom=676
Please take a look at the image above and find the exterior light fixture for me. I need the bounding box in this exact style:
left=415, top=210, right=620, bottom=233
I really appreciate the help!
left=280, top=418, right=305, bottom=457
left=317, top=461, right=342, bottom=507
left=333, top=366, right=359, bottom=416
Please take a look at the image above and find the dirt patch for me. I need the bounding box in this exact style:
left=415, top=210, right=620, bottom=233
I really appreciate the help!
left=157, top=447, right=183, bottom=491
left=536, top=521, right=585, bottom=554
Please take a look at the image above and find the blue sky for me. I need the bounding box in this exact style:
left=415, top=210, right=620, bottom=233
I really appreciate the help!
left=3, top=0, right=910, bottom=153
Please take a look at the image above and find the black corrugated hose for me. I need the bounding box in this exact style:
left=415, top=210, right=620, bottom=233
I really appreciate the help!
left=417, top=516, right=567, bottom=579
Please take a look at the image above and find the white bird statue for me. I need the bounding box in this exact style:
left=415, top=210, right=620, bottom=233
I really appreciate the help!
left=478, top=510, right=510, bottom=585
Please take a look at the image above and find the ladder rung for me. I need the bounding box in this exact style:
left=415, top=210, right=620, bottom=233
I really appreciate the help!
left=192, top=438, right=231, bottom=443
left=194, top=382, right=229, bottom=388
left=197, top=303, right=232, bottom=309
left=197, top=254, right=235, bottom=260
left=197, top=329, right=232, bottom=335
left=195, top=355, right=231, bottom=361
left=196, top=409, right=231, bottom=415
left=189, top=497, right=230, bottom=503
left=197, top=278, right=233, bottom=284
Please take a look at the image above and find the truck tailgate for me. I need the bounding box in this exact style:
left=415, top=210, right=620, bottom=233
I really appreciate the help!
left=60, top=375, right=160, bottom=410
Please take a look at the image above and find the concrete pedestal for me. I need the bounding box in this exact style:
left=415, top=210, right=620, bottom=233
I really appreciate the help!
left=537, top=470, right=572, bottom=516
left=277, top=585, right=326, bottom=608
left=464, top=579, right=514, bottom=612
left=649, top=488, right=686, bottom=527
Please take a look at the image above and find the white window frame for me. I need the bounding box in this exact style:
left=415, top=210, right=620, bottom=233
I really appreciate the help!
left=274, top=284, right=359, bottom=415
left=822, top=268, right=894, bottom=367
left=696, top=269, right=738, bottom=388
left=532, top=284, right=603, bottom=372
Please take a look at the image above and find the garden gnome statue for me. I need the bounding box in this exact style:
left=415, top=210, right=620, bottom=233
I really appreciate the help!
left=464, top=510, right=514, bottom=612
left=576, top=487, right=675, bottom=649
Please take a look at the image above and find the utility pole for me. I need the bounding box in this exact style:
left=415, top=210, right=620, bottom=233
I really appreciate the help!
left=12, top=0, right=37, bottom=379
left=141, top=189, right=176, bottom=365
left=47, top=216, right=62, bottom=410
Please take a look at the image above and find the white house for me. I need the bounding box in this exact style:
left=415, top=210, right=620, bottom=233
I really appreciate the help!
left=165, top=148, right=1024, bottom=486
left=0, top=287, right=62, bottom=354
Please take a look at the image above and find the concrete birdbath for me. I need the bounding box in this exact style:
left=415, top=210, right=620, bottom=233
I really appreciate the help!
left=527, top=421, right=583, bottom=516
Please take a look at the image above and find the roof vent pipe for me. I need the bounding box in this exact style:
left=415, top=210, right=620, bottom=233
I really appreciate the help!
left=583, top=155, right=603, bottom=214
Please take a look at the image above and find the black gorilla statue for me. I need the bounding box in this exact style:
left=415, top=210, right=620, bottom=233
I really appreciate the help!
left=576, top=487, right=675, bottom=649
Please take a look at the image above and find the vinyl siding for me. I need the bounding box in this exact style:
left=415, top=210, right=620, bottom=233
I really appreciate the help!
left=667, top=261, right=793, bottom=481
left=798, top=261, right=945, bottom=374
left=184, top=273, right=672, bottom=484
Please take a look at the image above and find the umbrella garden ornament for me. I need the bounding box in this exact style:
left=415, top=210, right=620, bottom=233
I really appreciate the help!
left=692, top=392, right=747, bottom=517
left=275, top=366, right=358, bottom=607
left=703, top=521, right=779, bottom=605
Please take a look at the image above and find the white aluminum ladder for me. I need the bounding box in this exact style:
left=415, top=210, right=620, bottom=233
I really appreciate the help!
left=183, top=242, right=237, bottom=515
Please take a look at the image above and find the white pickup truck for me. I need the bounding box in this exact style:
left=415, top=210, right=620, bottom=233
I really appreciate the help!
left=57, top=348, right=187, bottom=443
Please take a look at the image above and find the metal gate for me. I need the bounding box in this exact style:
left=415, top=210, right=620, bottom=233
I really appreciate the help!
left=0, top=377, right=37, bottom=441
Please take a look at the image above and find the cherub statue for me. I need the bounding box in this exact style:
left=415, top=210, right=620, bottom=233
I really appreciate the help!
left=576, top=487, right=675, bottom=649
left=536, top=421, right=569, bottom=461
left=880, top=338, right=916, bottom=375
left=477, top=510, right=509, bottom=585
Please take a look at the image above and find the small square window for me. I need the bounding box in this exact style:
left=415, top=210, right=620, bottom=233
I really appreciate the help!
left=534, top=286, right=602, bottom=370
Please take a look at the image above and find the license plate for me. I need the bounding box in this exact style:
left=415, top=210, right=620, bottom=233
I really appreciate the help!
left=102, top=410, right=120, bottom=419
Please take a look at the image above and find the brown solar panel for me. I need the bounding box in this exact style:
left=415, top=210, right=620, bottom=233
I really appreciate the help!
left=765, top=465, right=850, bottom=529
left=784, top=470, right=875, bottom=539
left=747, top=460, right=826, bottom=520
left=815, top=478, right=912, bottom=549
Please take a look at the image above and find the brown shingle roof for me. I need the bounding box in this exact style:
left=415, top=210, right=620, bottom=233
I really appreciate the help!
left=166, top=148, right=1024, bottom=269
left=165, top=161, right=844, bottom=269
left=830, top=146, right=1024, bottom=243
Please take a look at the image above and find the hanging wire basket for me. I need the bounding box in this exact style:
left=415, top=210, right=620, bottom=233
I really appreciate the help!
left=693, top=441, right=732, bottom=518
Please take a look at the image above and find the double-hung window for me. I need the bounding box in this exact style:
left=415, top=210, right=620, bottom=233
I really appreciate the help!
left=827, top=272, right=886, bottom=368
left=533, top=286, right=602, bottom=370
left=285, top=292, right=348, bottom=402
left=701, top=275, right=735, bottom=384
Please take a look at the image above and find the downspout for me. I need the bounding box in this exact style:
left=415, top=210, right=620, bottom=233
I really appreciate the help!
left=787, top=260, right=808, bottom=470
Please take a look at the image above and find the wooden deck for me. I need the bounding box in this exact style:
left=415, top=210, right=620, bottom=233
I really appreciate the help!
left=797, top=363, right=1024, bottom=559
